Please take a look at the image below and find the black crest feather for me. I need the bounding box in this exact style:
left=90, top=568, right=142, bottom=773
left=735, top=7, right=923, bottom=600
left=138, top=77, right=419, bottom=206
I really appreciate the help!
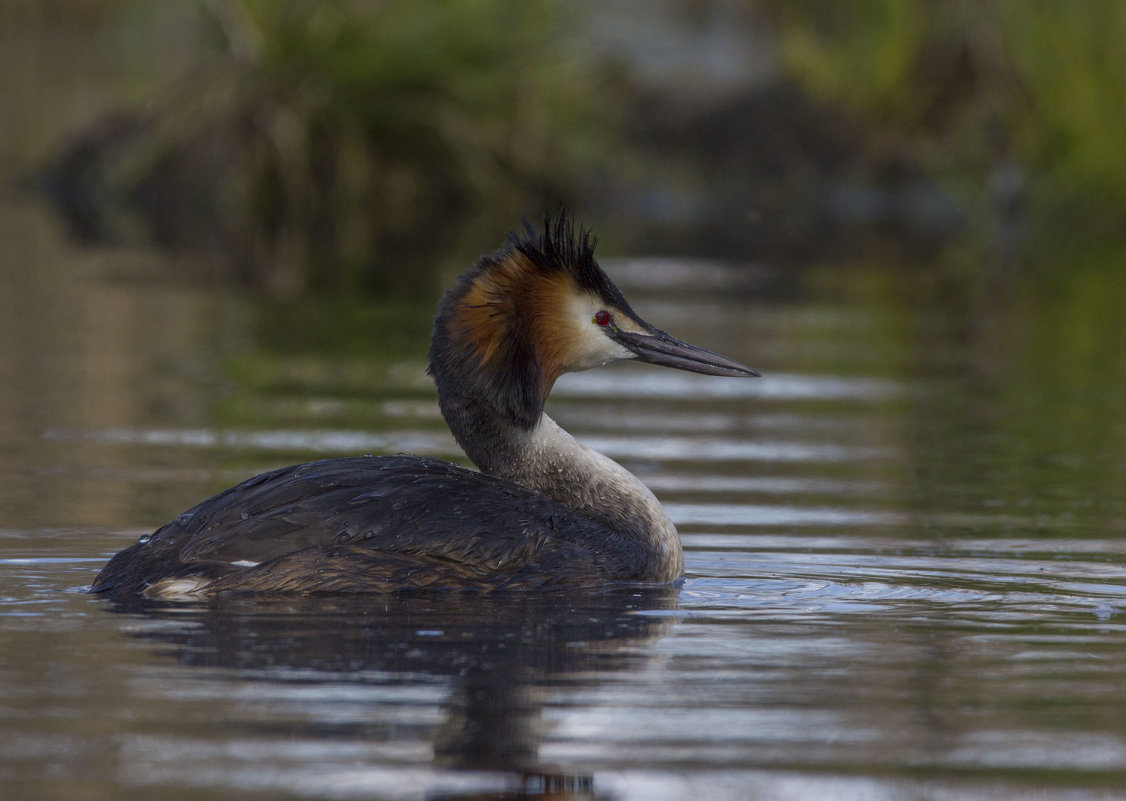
left=507, top=212, right=630, bottom=310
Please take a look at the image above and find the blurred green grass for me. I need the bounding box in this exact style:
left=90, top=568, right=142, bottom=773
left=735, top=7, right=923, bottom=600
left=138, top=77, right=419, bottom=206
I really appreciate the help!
left=15, top=0, right=1126, bottom=296
left=768, top=0, right=1126, bottom=240
left=33, top=0, right=621, bottom=296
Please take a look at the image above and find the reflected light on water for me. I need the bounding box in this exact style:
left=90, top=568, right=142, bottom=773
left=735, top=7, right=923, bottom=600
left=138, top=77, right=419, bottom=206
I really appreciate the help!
left=555, top=370, right=903, bottom=401
left=5, top=190, right=1126, bottom=800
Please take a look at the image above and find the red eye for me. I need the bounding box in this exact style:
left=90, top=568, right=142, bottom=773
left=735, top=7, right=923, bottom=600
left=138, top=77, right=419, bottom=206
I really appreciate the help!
left=593, top=310, right=611, bottom=327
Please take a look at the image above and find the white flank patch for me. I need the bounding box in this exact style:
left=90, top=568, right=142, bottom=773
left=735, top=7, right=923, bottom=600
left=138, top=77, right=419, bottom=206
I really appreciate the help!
left=143, top=577, right=212, bottom=600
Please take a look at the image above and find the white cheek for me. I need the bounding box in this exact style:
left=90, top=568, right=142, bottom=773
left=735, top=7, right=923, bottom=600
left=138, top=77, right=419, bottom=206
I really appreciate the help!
left=567, top=295, right=633, bottom=370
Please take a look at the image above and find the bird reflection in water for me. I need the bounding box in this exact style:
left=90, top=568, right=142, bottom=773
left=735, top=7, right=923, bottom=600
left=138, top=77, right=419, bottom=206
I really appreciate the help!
left=102, top=587, right=677, bottom=799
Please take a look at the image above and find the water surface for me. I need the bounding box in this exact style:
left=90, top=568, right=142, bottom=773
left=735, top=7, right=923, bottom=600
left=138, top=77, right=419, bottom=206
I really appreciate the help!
left=3, top=197, right=1126, bottom=800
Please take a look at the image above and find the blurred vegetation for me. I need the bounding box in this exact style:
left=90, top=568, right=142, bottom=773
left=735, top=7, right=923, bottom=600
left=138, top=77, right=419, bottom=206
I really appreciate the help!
left=42, top=0, right=619, bottom=296
left=27, top=0, right=1126, bottom=296
left=765, top=0, right=1126, bottom=243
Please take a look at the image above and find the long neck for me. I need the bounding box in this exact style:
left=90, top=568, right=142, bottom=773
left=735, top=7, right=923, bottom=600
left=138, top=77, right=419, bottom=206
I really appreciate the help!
left=437, top=390, right=684, bottom=582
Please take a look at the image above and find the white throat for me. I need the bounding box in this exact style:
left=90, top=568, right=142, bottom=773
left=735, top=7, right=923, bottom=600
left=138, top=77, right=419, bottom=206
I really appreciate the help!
left=490, top=414, right=683, bottom=581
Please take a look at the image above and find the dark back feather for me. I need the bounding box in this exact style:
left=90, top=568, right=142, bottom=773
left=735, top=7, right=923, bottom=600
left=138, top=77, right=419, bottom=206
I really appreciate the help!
left=92, top=456, right=657, bottom=595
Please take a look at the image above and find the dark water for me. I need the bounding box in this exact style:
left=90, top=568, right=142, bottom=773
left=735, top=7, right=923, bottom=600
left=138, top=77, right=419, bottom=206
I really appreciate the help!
left=3, top=192, right=1126, bottom=800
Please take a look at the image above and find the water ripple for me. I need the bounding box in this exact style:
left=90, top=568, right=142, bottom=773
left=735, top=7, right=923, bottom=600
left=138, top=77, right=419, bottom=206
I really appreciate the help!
left=43, top=426, right=457, bottom=456
left=555, top=371, right=902, bottom=401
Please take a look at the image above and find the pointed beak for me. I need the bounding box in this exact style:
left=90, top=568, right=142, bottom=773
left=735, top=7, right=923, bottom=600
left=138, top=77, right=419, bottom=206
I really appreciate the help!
left=611, top=328, right=760, bottom=378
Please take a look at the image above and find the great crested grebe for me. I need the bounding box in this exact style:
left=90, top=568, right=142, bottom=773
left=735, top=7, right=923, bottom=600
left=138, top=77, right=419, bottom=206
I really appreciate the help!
left=92, top=214, right=758, bottom=598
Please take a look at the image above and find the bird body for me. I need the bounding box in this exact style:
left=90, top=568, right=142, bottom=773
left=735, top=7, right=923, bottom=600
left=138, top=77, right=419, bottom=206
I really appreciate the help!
left=92, top=215, right=757, bottom=598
